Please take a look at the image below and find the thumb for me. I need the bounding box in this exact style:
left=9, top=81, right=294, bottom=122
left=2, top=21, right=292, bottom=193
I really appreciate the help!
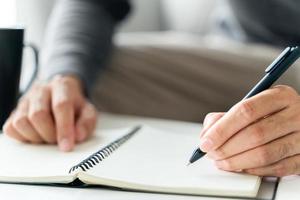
left=75, top=102, right=98, bottom=143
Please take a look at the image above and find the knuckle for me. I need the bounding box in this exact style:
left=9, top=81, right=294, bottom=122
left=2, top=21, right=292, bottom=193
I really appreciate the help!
left=274, top=163, right=287, bottom=177
left=278, top=142, right=293, bottom=158
left=13, top=115, right=29, bottom=128
left=205, top=112, right=215, bottom=120
left=274, top=85, right=298, bottom=99
left=257, top=147, right=271, bottom=165
left=29, top=109, right=49, bottom=123
left=251, top=125, right=266, bottom=145
left=29, top=83, right=47, bottom=96
left=204, top=112, right=221, bottom=126
left=277, top=85, right=295, bottom=93
left=238, top=101, right=256, bottom=121
left=291, top=159, right=300, bottom=175
left=53, top=99, right=72, bottom=111
left=292, top=105, right=300, bottom=122
left=212, top=125, right=225, bottom=141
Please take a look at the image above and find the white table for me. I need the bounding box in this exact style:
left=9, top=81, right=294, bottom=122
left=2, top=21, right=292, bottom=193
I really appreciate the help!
left=0, top=113, right=295, bottom=200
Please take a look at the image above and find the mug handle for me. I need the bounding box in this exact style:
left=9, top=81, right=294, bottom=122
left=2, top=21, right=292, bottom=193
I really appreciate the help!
left=21, top=43, right=39, bottom=94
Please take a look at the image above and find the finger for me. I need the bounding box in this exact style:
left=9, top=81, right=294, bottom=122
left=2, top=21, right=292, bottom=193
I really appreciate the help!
left=214, top=131, right=300, bottom=171
left=209, top=106, right=296, bottom=160
left=52, top=82, right=75, bottom=152
left=12, top=100, right=44, bottom=143
left=200, top=86, right=298, bottom=152
left=28, top=84, right=56, bottom=144
left=75, top=102, right=98, bottom=143
left=3, top=112, right=27, bottom=142
left=200, top=112, right=225, bottom=138
left=245, top=154, right=300, bottom=177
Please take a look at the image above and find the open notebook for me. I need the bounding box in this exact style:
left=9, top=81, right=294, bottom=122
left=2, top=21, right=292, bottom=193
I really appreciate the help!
left=0, top=126, right=261, bottom=198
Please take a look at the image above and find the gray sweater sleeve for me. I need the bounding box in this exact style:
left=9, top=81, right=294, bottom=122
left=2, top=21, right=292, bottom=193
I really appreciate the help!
left=40, top=0, right=130, bottom=94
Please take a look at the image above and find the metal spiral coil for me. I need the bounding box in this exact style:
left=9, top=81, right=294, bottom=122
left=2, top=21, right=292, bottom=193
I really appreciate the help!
left=69, top=126, right=141, bottom=173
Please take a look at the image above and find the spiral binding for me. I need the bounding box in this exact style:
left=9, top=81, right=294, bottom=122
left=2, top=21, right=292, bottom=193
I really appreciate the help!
left=69, top=126, right=142, bottom=173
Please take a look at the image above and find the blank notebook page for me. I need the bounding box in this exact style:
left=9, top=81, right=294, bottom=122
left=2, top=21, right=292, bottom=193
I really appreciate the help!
left=82, top=126, right=261, bottom=197
left=0, top=128, right=130, bottom=181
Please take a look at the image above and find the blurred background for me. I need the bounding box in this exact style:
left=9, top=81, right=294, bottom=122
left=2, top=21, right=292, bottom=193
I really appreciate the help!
left=0, top=0, right=225, bottom=89
left=0, top=0, right=292, bottom=90
left=0, top=0, right=233, bottom=46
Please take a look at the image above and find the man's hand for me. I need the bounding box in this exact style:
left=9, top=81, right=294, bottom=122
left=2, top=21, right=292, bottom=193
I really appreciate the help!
left=2, top=75, right=98, bottom=152
left=200, top=85, right=300, bottom=177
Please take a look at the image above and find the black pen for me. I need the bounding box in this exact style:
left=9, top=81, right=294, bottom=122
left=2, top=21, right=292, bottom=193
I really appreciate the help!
left=187, top=46, right=300, bottom=166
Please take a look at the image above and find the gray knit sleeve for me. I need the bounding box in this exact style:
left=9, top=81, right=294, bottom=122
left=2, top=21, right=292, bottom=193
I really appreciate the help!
left=40, top=0, right=130, bottom=95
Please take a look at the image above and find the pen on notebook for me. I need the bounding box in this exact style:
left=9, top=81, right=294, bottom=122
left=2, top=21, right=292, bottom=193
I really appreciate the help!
left=187, top=46, right=300, bottom=166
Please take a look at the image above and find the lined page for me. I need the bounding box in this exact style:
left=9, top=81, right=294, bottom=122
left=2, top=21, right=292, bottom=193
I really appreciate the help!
left=82, top=126, right=261, bottom=197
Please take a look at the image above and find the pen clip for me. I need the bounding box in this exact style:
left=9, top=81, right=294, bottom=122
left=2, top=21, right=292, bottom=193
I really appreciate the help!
left=265, top=47, right=291, bottom=74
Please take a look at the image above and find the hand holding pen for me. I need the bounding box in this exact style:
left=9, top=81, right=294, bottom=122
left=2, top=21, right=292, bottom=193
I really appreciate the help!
left=188, top=47, right=300, bottom=177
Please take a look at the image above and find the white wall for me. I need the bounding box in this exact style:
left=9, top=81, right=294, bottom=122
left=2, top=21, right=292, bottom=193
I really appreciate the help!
left=161, top=0, right=217, bottom=34
left=16, top=0, right=162, bottom=47
left=119, top=0, right=162, bottom=32
left=0, top=0, right=16, bottom=27
left=16, top=0, right=56, bottom=47
left=15, top=0, right=56, bottom=90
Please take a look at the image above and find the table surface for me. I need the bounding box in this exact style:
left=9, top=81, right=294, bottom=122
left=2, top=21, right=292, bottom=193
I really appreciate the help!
left=0, top=112, right=297, bottom=200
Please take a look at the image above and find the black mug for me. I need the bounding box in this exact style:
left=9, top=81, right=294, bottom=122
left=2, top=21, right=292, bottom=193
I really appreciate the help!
left=0, top=28, right=38, bottom=129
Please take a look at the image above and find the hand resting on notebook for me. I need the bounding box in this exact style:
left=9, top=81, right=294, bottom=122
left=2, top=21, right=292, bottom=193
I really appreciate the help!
left=201, top=85, right=300, bottom=177
left=2, top=75, right=98, bottom=152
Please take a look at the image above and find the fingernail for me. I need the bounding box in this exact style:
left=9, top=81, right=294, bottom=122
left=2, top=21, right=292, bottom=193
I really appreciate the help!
left=199, top=137, right=214, bottom=152
left=215, top=161, right=224, bottom=169
left=215, top=160, right=229, bottom=170
left=214, top=161, right=223, bottom=169
left=59, top=138, right=72, bottom=152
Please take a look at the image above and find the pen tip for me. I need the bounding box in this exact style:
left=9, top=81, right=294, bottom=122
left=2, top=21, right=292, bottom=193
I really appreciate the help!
left=186, top=162, right=191, bottom=167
